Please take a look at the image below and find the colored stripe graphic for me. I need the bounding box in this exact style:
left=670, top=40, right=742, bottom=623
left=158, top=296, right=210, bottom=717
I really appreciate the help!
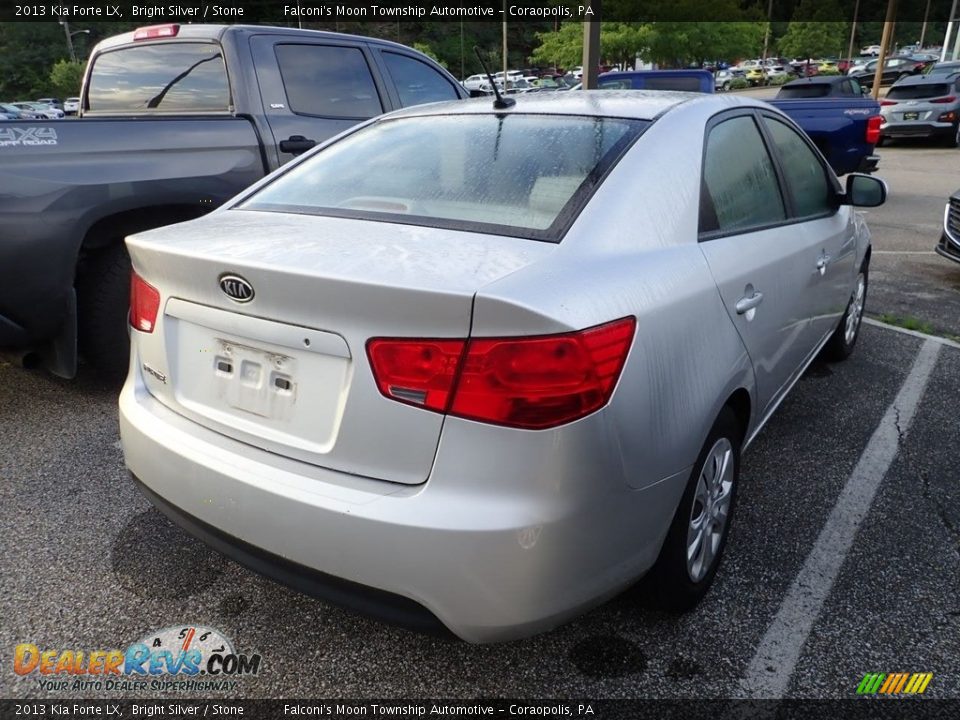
left=858, top=672, right=933, bottom=695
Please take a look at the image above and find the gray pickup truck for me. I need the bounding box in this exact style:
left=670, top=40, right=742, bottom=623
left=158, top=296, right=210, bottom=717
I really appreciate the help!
left=0, top=23, right=467, bottom=379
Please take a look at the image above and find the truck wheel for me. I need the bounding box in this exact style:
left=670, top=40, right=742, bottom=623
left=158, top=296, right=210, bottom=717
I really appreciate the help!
left=76, top=243, right=131, bottom=383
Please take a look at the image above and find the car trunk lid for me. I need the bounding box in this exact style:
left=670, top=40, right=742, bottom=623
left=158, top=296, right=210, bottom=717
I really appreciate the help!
left=126, top=210, right=553, bottom=485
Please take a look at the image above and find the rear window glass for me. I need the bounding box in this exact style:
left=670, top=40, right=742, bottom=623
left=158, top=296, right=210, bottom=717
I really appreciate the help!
left=87, top=43, right=229, bottom=112
left=886, top=83, right=952, bottom=100
left=242, top=114, right=645, bottom=241
left=928, top=63, right=960, bottom=76
left=777, top=84, right=832, bottom=98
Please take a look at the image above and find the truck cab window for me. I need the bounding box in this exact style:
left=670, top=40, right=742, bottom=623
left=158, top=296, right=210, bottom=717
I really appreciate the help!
left=87, top=43, right=229, bottom=113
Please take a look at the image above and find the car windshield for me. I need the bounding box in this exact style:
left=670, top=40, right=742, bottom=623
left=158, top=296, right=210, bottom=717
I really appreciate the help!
left=242, top=114, right=646, bottom=241
left=778, top=84, right=832, bottom=98
left=886, top=83, right=952, bottom=100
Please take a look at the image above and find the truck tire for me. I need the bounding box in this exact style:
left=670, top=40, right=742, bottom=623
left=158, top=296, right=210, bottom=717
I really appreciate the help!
left=76, top=243, right=131, bottom=383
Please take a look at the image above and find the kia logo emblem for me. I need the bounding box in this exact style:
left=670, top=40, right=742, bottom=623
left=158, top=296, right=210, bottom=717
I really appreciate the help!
left=219, top=274, right=254, bottom=303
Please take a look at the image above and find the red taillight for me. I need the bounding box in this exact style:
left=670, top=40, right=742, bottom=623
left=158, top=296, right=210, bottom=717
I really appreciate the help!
left=931, top=96, right=958, bottom=104
left=866, top=115, right=882, bottom=145
left=367, top=317, right=636, bottom=430
left=133, top=24, right=180, bottom=41
left=939, top=111, right=958, bottom=123
left=880, top=100, right=898, bottom=106
left=130, top=272, right=160, bottom=333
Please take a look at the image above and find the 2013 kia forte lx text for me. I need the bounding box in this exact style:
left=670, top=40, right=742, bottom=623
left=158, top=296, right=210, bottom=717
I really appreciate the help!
left=119, top=91, right=886, bottom=643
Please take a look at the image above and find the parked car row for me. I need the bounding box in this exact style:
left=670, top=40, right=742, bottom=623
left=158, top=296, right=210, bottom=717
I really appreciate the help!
left=0, top=100, right=66, bottom=119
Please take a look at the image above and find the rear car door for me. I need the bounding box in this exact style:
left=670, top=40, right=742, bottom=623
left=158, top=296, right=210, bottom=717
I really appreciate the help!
left=697, top=111, right=823, bottom=419
left=250, top=36, right=389, bottom=164
left=758, top=111, right=856, bottom=345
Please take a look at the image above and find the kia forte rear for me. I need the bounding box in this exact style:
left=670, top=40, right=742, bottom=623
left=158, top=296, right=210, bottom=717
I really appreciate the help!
left=120, top=92, right=882, bottom=641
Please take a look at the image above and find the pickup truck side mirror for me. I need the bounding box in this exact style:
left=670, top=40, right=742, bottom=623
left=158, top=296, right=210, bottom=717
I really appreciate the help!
left=843, top=173, right=887, bottom=207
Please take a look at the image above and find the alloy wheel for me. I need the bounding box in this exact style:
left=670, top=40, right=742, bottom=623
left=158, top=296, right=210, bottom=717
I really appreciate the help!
left=686, top=437, right=735, bottom=582
left=845, top=273, right=866, bottom=346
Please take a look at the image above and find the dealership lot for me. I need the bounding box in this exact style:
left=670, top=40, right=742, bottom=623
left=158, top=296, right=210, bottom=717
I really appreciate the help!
left=2, top=145, right=959, bottom=700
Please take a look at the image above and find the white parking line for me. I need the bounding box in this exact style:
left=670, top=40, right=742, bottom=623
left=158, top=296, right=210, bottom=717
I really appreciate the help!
left=864, top=317, right=960, bottom=351
left=737, top=339, right=942, bottom=699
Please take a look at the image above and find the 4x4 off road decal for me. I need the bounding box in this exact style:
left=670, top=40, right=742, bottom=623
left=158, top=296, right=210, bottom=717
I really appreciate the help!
left=0, top=127, right=58, bottom=147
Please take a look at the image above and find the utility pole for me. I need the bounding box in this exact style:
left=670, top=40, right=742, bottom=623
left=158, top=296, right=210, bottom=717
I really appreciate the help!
left=846, top=0, right=861, bottom=62
left=871, top=0, right=897, bottom=100
left=919, top=0, right=931, bottom=48
left=582, top=0, right=601, bottom=89
left=943, top=0, right=958, bottom=61
left=762, top=0, right=773, bottom=63
left=502, top=0, right=508, bottom=83
left=60, top=21, right=77, bottom=63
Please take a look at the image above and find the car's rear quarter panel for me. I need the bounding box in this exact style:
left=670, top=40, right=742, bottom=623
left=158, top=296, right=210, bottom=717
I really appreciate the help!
left=473, top=103, right=755, bottom=487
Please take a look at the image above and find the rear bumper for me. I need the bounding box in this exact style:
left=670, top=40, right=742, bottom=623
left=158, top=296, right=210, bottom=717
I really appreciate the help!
left=119, top=358, right=687, bottom=643
left=880, top=121, right=954, bottom=138
left=856, top=155, right=880, bottom=174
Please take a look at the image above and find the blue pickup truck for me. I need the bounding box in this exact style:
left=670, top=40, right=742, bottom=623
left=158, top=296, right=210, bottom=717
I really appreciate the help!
left=769, top=76, right=881, bottom=175
left=597, top=71, right=881, bottom=176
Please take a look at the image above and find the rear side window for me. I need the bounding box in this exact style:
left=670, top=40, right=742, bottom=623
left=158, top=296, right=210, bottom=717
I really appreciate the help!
left=381, top=52, right=459, bottom=107
left=87, top=43, right=229, bottom=112
left=275, top=44, right=382, bottom=118
left=700, top=115, right=785, bottom=235
left=242, top=114, right=645, bottom=241
left=886, top=83, right=952, bottom=100
left=763, top=117, right=834, bottom=219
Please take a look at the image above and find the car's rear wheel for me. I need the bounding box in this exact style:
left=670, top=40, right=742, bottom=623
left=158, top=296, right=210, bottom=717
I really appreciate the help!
left=722, top=81, right=731, bottom=92
left=823, top=266, right=868, bottom=362
left=76, top=242, right=132, bottom=383
left=647, top=407, right=741, bottom=611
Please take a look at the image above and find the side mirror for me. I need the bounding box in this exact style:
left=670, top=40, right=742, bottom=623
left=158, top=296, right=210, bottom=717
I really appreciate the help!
left=843, top=173, right=887, bottom=207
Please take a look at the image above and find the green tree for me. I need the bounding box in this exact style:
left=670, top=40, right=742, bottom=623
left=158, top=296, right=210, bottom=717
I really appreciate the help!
left=49, top=60, right=86, bottom=99
left=530, top=22, right=584, bottom=69
left=778, top=0, right=848, bottom=60
left=644, top=21, right=765, bottom=67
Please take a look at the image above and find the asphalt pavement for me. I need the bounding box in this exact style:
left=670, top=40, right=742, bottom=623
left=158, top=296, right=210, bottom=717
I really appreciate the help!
left=2, top=324, right=958, bottom=700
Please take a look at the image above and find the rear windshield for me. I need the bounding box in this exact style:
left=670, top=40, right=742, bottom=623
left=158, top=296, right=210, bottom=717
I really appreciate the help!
left=777, top=84, right=832, bottom=98
left=87, top=42, right=230, bottom=113
left=928, top=63, right=960, bottom=76
left=886, top=83, right=952, bottom=100
left=241, top=114, right=645, bottom=241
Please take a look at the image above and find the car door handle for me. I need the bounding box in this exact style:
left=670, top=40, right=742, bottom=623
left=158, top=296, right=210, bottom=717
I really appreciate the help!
left=816, top=254, right=832, bottom=276
left=279, top=135, right=317, bottom=155
left=735, top=291, right=764, bottom=314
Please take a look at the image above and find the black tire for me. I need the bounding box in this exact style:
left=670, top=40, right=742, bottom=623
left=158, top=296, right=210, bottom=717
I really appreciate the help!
left=944, top=123, right=960, bottom=149
left=647, top=407, right=742, bottom=611
left=876, top=135, right=888, bottom=148
left=722, top=81, right=731, bottom=92
left=822, top=264, right=868, bottom=362
left=76, top=243, right=132, bottom=383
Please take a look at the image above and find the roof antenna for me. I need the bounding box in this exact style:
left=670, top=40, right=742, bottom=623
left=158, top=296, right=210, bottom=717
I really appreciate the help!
left=474, top=46, right=515, bottom=110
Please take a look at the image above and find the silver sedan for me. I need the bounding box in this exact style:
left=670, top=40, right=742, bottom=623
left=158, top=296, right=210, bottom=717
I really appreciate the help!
left=120, top=91, right=886, bottom=642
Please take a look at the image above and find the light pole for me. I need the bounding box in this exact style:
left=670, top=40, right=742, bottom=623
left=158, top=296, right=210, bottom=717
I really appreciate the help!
left=59, top=21, right=90, bottom=63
